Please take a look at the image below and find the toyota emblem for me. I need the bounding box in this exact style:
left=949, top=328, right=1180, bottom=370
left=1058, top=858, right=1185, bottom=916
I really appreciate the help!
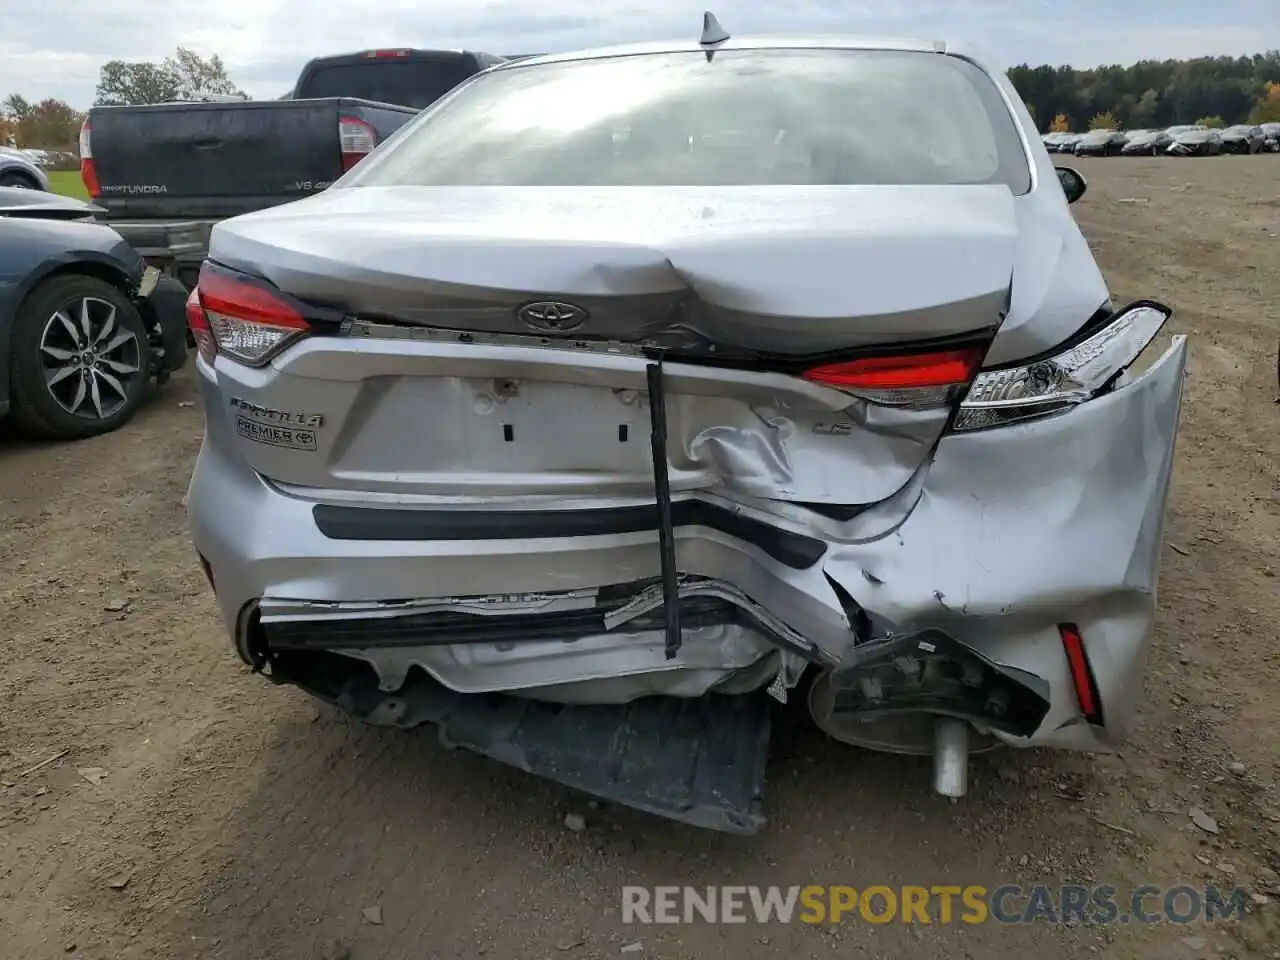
left=517, top=300, right=588, bottom=333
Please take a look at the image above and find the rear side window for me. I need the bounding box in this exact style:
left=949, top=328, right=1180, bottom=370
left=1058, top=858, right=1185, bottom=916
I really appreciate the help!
left=296, top=58, right=477, bottom=109
left=342, top=49, right=1032, bottom=192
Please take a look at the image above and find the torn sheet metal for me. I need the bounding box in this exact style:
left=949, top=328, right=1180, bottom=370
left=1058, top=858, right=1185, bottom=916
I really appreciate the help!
left=821, top=336, right=1188, bottom=747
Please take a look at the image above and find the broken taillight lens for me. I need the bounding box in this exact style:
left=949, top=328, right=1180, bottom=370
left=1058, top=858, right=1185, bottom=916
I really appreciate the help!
left=802, top=346, right=987, bottom=407
left=954, top=301, right=1172, bottom=431
left=186, top=285, right=217, bottom=365
left=195, top=262, right=311, bottom=367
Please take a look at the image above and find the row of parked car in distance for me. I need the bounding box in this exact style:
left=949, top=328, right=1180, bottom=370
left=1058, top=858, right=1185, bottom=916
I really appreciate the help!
left=1045, top=122, right=1280, bottom=157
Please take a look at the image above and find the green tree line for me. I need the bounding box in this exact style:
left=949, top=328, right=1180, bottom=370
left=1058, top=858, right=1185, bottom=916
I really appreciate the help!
left=2, top=48, right=243, bottom=150
left=1010, top=50, right=1280, bottom=131
left=7, top=47, right=1280, bottom=150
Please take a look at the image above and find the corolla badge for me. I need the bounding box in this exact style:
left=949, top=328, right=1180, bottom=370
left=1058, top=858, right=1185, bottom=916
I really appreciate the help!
left=518, top=300, right=588, bottom=333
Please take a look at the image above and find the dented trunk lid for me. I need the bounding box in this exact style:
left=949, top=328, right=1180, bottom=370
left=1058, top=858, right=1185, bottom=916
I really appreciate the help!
left=208, top=184, right=1017, bottom=508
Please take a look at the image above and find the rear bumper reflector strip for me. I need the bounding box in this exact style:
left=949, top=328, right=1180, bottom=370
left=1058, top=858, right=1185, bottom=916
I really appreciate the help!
left=1059, top=623, right=1104, bottom=725
left=311, top=501, right=827, bottom=570
left=646, top=359, right=681, bottom=660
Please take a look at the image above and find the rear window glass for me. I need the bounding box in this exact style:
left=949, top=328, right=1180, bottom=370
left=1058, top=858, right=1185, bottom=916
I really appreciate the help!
left=296, top=58, right=476, bottom=109
left=342, top=49, right=1032, bottom=192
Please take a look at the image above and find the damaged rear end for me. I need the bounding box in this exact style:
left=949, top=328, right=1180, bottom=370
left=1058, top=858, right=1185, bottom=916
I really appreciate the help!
left=186, top=40, right=1188, bottom=833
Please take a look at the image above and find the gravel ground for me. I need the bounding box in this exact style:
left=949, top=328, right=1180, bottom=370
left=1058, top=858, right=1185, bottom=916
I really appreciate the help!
left=1, top=157, right=1279, bottom=960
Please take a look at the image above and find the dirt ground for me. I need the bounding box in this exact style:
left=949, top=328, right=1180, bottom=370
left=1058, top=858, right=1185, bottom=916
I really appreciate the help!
left=1, top=157, right=1279, bottom=960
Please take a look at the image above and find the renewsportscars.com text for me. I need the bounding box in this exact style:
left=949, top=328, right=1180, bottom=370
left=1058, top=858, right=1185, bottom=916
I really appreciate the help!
left=621, top=884, right=1250, bottom=925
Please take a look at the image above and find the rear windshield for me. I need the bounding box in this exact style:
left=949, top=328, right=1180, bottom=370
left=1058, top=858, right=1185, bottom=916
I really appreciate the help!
left=295, top=57, right=477, bottom=109
left=342, top=49, right=1032, bottom=192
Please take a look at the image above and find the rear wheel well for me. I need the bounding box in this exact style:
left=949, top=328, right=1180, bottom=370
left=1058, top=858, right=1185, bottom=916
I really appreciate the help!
left=0, top=169, right=41, bottom=189
left=36, top=261, right=136, bottom=298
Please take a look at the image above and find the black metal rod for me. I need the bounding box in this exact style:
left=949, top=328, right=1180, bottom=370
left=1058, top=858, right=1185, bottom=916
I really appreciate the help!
left=646, top=360, right=682, bottom=660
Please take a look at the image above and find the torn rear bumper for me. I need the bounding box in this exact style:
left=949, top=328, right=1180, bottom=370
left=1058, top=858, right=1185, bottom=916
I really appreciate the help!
left=189, top=335, right=1187, bottom=821
left=268, top=647, right=772, bottom=834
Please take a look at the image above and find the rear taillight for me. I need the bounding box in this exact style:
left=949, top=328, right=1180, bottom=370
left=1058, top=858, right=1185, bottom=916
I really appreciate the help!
left=78, top=119, right=99, bottom=198
left=186, top=286, right=218, bottom=365
left=954, top=301, right=1171, bottom=431
left=195, top=262, right=311, bottom=367
left=802, top=346, right=987, bottom=408
left=339, top=115, right=377, bottom=171
left=363, top=48, right=411, bottom=58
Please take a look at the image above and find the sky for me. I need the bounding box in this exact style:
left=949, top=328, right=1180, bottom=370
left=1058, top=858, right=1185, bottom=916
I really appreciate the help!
left=3, top=0, right=1277, bottom=108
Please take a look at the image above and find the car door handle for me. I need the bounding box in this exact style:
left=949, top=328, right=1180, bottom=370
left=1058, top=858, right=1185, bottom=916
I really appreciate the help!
left=193, top=138, right=225, bottom=151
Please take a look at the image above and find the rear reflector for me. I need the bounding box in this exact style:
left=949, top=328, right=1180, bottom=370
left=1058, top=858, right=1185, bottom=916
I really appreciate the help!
left=1059, top=623, right=1103, bottom=724
left=338, top=115, right=377, bottom=171
left=195, top=262, right=311, bottom=366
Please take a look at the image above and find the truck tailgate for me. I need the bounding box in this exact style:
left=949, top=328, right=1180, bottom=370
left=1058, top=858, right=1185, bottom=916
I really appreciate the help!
left=89, top=99, right=371, bottom=219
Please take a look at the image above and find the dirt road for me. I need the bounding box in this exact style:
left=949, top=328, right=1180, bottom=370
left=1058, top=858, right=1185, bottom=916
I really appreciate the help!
left=2, top=158, right=1279, bottom=960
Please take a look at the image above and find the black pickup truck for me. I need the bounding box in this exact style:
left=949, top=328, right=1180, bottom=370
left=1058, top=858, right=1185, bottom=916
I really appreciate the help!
left=80, top=48, right=506, bottom=287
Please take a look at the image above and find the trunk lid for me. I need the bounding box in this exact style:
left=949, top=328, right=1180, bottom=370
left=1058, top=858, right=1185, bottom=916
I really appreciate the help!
left=207, top=184, right=1017, bottom=508
left=214, top=184, right=1016, bottom=354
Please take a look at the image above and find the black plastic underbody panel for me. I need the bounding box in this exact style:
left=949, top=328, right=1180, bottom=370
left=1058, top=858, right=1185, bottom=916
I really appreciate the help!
left=279, top=652, right=771, bottom=834
left=312, top=500, right=827, bottom=569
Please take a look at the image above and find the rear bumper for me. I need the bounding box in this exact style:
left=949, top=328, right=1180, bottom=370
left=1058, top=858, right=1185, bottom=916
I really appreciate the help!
left=133, top=271, right=190, bottom=374
left=189, top=336, right=1188, bottom=751
left=106, top=219, right=212, bottom=285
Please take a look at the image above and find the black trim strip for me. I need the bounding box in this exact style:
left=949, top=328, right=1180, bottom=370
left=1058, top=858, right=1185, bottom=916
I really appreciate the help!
left=646, top=360, right=682, bottom=659
left=312, top=499, right=827, bottom=570
left=262, top=594, right=738, bottom=650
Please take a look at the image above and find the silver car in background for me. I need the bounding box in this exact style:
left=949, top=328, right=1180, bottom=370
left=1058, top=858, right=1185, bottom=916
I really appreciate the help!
left=186, top=24, right=1188, bottom=833
left=0, top=146, right=52, bottom=191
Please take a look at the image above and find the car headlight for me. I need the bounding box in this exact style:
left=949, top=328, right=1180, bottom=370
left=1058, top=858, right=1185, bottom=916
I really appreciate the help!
left=952, top=301, right=1171, bottom=431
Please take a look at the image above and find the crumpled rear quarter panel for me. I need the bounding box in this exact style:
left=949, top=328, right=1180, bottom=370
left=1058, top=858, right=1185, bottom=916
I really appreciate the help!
left=823, top=336, right=1188, bottom=747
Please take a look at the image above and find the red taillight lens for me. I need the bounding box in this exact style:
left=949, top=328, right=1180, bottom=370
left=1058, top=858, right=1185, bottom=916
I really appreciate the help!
left=364, top=48, right=410, bottom=58
left=186, top=286, right=218, bottom=365
left=802, top=346, right=987, bottom=407
left=1059, top=624, right=1103, bottom=724
left=78, top=119, right=99, bottom=198
left=338, top=115, right=377, bottom=171
left=195, top=262, right=310, bottom=366
left=804, top=348, right=986, bottom=389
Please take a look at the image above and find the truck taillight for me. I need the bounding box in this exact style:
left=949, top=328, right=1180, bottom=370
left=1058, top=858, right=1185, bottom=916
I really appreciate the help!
left=78, top=119, right=99, bottom=198
left=338, top=116, right=377, bottom=171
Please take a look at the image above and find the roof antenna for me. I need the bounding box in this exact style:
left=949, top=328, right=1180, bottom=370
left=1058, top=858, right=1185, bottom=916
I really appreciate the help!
left=700, top=11, right=729, bottom=60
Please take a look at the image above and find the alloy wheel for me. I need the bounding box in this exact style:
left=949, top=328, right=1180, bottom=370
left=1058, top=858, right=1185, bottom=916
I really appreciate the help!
left=39, top=296, right=142, bottom=420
